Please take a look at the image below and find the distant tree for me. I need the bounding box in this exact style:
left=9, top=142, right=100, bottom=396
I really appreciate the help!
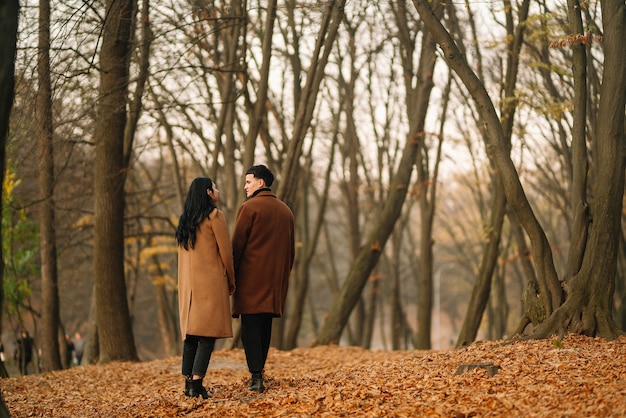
left=455, top=0, right=531, bottom=347
left=37, top=0, right=63, bottom=372
left=278, top=0, right=347, bottom=208
left=389, top=0, right=445, bottom=350
left=315, top=0, right=441, bottom=346
left=122, top=0, right=153, bottom=350
left=242, top=0, right=276, bottom=171
left=336, top=6, right=368, bottom=346
left=275, top=0, right=346, bottom=348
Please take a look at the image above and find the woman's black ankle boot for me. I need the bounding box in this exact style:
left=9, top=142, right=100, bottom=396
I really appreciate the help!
left=189, top=378, right=211, bottom=399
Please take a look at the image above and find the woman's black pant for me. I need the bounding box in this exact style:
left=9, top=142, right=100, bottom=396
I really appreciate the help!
left=182, top=335, right=216, bottom=377
left=241, top=314, right=273, bottom=374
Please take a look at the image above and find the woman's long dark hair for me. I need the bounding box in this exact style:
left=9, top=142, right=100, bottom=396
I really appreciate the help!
left=175, top=177, right=217, bottom=250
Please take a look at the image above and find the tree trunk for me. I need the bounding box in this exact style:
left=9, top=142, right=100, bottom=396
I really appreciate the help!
left=390, top=0, right=443, bottom=350
left=531, top=0, right=626, bottom=340
left=558, top=0, right=591, bottom=307
left=338, top=21, right=365, bottom=345
left=361, top=273, right=379, bottom=349
left=414, top=174, right=435, bottom=350
left=0, top=0, right=19, bottom=391
left=284, top=198, right=309, bottom=350
left=37, top=0, right=62, bottom=372
left=152, top=255, right=179, bottom=356
left=509, top=204, right=547, bottom=336
left=0, top=391, right=9, bottom=418
left=415, top=72, right=450, bottom=349
left=204, top=1, right=243, bottom=219
left=616, top=232, right=626, bottom=330
left=456, top=183, right=506, bottom=346
left=389, top=229, right=404, bottom=350
left=284, top=137, right=336, bottom=349
left=487, top=259, right=509, bottom=340
left=455, top=0, right=531, bottom=347
left=82, top=284, right=98, bottom=364
left=93, top=0, right=138, bottom=362
left=123, top=0, right=151, bottom=168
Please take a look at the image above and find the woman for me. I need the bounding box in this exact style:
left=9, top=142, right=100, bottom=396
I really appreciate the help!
left=175, top=177, right=235, bottom=399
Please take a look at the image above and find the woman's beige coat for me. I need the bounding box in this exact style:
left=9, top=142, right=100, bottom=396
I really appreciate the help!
left=178, top=209, right=235, bottom=340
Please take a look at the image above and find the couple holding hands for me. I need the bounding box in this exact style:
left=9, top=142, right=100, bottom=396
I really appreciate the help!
left=175, top=165, right=295, bottom=398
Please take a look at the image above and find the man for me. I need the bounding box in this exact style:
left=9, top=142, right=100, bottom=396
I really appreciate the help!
left=64, top=334, right=74, bottom=369
left=232, top=165, right=295, bottom=393
left=73, top=332, right=85, bottom=365
left=15, top=330, right=33, bottom=375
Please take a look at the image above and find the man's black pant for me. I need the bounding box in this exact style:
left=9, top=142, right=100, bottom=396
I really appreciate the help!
left=241, top=314, right=274, bottom=374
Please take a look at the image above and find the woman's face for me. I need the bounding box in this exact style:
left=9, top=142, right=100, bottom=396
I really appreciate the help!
left=207, top=184, right=219, bottom=202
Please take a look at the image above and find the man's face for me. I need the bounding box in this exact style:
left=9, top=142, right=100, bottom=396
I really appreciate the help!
left=244, top=174, right=265, bottom=198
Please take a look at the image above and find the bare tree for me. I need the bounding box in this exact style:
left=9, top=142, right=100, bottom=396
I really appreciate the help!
left=413, top=0, right=626, bottom=340
left=336, top=6, right=368, bottom=346
left=455, top=0, right=532, bottom=347
left=283, top=120, right=338, bottom=350
left=389, top=0, right=448, bottom=349
left=242, top=0, right=277, bottom=170
left=314, top=0, right=441, bottom=346
left=93, top=0, right=139, bottom=362
left=536, top=0, right=626, bottom=340
left=278, top=0, right=347, bottom=208
left=37, top=0, right=63, bottom=372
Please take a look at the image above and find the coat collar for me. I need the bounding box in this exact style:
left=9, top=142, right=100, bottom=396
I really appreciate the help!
left=250, top=187, right=273, bottom=198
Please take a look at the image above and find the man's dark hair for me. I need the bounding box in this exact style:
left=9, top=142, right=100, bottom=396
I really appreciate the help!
left=246, top=164, right=274, bottom=187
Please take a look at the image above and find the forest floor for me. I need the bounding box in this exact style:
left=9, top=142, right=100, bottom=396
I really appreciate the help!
left=2, top=334, right=625, bottom=417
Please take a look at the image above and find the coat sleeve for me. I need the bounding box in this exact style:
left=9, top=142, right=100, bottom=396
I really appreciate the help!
left=232, top=204, right=252, bottom=276
left=289, top=211, right=296, bottom=270
left=211, top=209, right=235, bottom=288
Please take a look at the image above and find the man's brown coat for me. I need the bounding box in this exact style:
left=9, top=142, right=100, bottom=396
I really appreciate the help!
left=232, top=190, right=295, bottom=317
